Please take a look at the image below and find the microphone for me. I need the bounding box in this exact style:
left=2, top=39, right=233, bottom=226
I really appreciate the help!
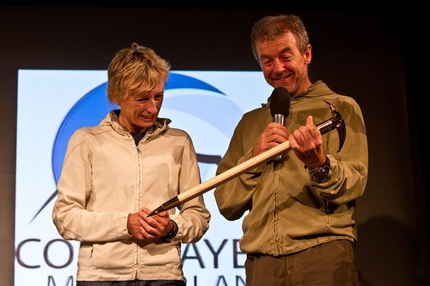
left=269, top=87, right=291, bottom=162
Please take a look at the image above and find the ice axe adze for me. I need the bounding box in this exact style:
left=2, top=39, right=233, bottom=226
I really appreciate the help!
left=147, top=100, right=346, bottom=217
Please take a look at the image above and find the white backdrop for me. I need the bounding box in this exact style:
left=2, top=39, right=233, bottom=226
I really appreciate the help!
left=15, top=70, right=273, bottom=286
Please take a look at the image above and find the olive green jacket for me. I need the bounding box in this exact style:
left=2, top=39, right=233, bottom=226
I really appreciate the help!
left=214, top=81, right=368, bottom=256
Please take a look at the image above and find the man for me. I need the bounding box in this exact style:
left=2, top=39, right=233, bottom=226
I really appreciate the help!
left=214, top=14, right=368, bottom=286
left=52, top=43, right=210, bottom=285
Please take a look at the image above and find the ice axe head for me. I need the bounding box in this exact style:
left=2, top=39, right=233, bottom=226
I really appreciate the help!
left=316, top=100, right=346, bottom=152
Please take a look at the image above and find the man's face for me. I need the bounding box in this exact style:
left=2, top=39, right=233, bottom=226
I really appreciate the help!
left=256, top=31, right=312, bottom=97
left=116, top=81, right=165, bottom=133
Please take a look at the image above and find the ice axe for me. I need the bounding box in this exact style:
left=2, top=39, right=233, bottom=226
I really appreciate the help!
left=147, top=100, right=346, bottom=217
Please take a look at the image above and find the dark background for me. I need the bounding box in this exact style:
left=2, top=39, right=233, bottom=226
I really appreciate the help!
left=1, top=5, right=427, bottom=285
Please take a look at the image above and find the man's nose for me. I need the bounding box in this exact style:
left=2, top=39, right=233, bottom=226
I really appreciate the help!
left=273, top=58, right=285, bottom=73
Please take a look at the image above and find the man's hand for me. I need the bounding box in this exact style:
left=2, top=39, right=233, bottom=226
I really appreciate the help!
left=288, top=115, right=326, bottom=168
left=252, top=122, right=288, bottom=157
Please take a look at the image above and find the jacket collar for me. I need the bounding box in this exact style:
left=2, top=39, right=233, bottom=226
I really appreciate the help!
left=106, top=109, right=171, bottom=136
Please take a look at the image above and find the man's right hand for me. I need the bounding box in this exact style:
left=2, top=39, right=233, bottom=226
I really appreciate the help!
left=252, top=122, right=288, bottom=157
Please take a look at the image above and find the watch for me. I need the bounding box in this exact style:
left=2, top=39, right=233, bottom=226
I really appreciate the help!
left=161, top=220, right=178, bottom=241
left=308, top=157, right=331, bottom=182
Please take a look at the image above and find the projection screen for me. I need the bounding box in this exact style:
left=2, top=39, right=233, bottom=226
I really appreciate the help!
left=15, top=70, right=273, bottom=286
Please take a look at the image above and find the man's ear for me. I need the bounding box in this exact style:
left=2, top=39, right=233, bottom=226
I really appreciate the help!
left=304, top=44, right=312, bottom=64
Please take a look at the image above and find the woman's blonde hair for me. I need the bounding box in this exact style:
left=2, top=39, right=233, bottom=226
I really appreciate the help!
left=107, top=42, right=171, bottom=104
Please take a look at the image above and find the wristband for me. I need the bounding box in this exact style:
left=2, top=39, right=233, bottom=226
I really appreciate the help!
left=161, top=220, right=178, bottom=241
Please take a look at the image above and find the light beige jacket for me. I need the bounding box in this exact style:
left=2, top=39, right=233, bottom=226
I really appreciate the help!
left=52, top=110, right=210, bottom=281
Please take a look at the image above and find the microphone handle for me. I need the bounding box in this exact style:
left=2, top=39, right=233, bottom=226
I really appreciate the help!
left=273, top=114, right=285, bottom=125
left=273, top=114, right=286, bottom=162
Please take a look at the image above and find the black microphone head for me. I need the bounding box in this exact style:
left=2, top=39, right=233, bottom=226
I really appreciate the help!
left=270, top=87, right=290, bottom=117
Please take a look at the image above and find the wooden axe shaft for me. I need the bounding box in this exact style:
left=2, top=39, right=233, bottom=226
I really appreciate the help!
left=147, top=105, right=343, bottom=217
left=147, top=140, right=292, bottom=216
